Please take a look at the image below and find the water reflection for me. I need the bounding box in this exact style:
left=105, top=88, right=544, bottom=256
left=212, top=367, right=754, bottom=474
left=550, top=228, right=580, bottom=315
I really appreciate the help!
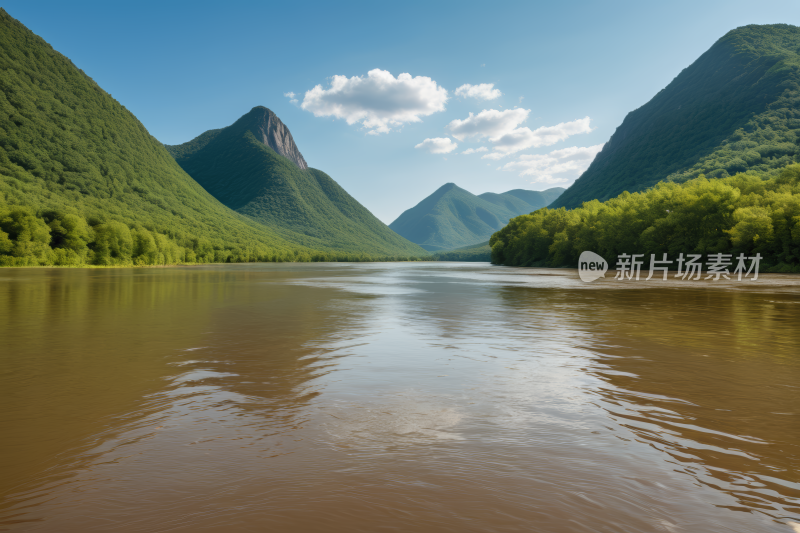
left=0, top=264, right=797, bottom=532
left=498, top=281, right=800, bottom=522
left=0, top=265, right=358, bottom=529
left=592, top=291, right=799, bottom=519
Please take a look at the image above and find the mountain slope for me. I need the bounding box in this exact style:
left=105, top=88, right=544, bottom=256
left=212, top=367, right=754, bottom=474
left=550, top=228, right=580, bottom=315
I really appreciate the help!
left=478, top=188, right=564, bottom=214
left=434, top=240, right=492, bottom=262
left=552, top=23, right=800, bottom=209
left=503, top=188, right=565, bottom=207
left=389, top=184, right=564, bottom=251
left=0, top=8, right=331, bottom=265
left=166, top=108, right=426, bottom=256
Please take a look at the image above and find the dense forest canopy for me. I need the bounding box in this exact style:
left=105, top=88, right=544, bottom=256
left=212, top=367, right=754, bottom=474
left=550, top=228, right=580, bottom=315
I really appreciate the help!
left=552, top=24, right=800, bottom=209
left=492, top=165, right=800, bottom=272
left=0, top=195, right=421, bottom=266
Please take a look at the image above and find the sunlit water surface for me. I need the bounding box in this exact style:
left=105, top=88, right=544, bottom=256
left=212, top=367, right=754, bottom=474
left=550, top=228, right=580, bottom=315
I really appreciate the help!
left=0, top=263, right=798, bottom=532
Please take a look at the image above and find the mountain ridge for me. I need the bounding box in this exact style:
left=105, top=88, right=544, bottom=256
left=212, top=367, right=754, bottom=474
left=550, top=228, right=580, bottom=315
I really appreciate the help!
left=389, top=183, right=564, bottom=251
left=166, top=108, right=426, bottom=256
left=551, top=23, right=800, bottom=209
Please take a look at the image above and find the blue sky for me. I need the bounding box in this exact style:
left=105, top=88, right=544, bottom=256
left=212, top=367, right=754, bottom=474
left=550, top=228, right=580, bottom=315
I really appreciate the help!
left=5, top=0, right=799, bottom=222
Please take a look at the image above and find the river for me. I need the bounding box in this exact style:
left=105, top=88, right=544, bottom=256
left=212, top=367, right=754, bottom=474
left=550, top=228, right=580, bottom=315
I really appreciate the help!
left=0, top=263, right=798, bottom=532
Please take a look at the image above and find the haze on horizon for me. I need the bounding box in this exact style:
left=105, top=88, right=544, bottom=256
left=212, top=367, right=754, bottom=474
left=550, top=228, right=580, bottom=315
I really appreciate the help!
left=4, top=0, right=798, bottom=223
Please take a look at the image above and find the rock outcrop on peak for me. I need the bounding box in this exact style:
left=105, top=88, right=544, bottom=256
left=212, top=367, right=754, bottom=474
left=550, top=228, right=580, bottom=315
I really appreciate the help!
left=247, top=106, right=308, bottom=170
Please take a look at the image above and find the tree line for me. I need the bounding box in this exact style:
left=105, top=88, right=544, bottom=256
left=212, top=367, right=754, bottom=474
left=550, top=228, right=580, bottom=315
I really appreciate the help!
left=0, top=201, right=424, bottom=267
left=490, top=165, right=800, bottom=272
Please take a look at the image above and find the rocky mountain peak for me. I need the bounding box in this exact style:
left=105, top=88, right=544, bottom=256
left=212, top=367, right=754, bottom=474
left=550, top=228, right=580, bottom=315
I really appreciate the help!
left=246, top=106, right=308, bottom=170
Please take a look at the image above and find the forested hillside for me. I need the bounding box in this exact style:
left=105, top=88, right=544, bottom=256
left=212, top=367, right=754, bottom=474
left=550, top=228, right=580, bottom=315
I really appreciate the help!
left=166, top=107, right=425, bottom=256
left=389, top=183, right=564, bottom=251
left=491, top=166, right=800, bottom=272
left=0, top=9, right=319, bottom=265
left=0, top=10, right=422, bottom=266
left=552, top=24, right=800, bottom=209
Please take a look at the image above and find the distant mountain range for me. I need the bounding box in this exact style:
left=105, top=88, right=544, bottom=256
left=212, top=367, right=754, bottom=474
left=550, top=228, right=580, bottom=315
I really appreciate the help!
left=165, top=107, right=424, bottom=256
left=389, top=183, right=564, bottom=251
left=553, top=23, right=800, bottom=209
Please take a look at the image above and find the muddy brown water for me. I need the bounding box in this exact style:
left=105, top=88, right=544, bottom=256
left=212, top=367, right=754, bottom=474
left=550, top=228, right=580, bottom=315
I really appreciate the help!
left=0, top=263, right=798, bottom=532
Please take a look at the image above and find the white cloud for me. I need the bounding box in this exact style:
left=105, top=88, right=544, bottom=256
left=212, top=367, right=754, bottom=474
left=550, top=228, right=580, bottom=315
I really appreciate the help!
left=455, top=83, right=502, bottom=100
left=284, top=91, right=298, bottom=104
left=461, top=147, right=488, bottom=155
left=447, top=110, right=593, bottom=159
left=415, top=137, right=457, bottom=154
left=300, top=69, right=448, bottom=134
left=499, top=144, right=604, bottom=185
left=447, top=108, right=530, bottom=141
left=482, top=116, right=593, bottom=159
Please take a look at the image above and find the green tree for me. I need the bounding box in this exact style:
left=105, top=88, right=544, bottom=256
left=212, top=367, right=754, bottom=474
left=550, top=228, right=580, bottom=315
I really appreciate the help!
left=91, top=221, right=133, bottom=265
left=0, top=206, right=52, bottom=264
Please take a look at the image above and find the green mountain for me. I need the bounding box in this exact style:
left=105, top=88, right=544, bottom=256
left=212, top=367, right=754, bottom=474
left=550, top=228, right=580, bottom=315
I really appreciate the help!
left=434, top=240, right=491, bottom=262
left=479, top=188, right=565, bottom=213
left=552, top=23, right=800, bottom=209
left=389, top=183, right=564, bottom=251
left=0, top=8, right=361, bottom=266
left=0, top=8, right=424, bottom=266
left=165, top=108, right=425, bottom=256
